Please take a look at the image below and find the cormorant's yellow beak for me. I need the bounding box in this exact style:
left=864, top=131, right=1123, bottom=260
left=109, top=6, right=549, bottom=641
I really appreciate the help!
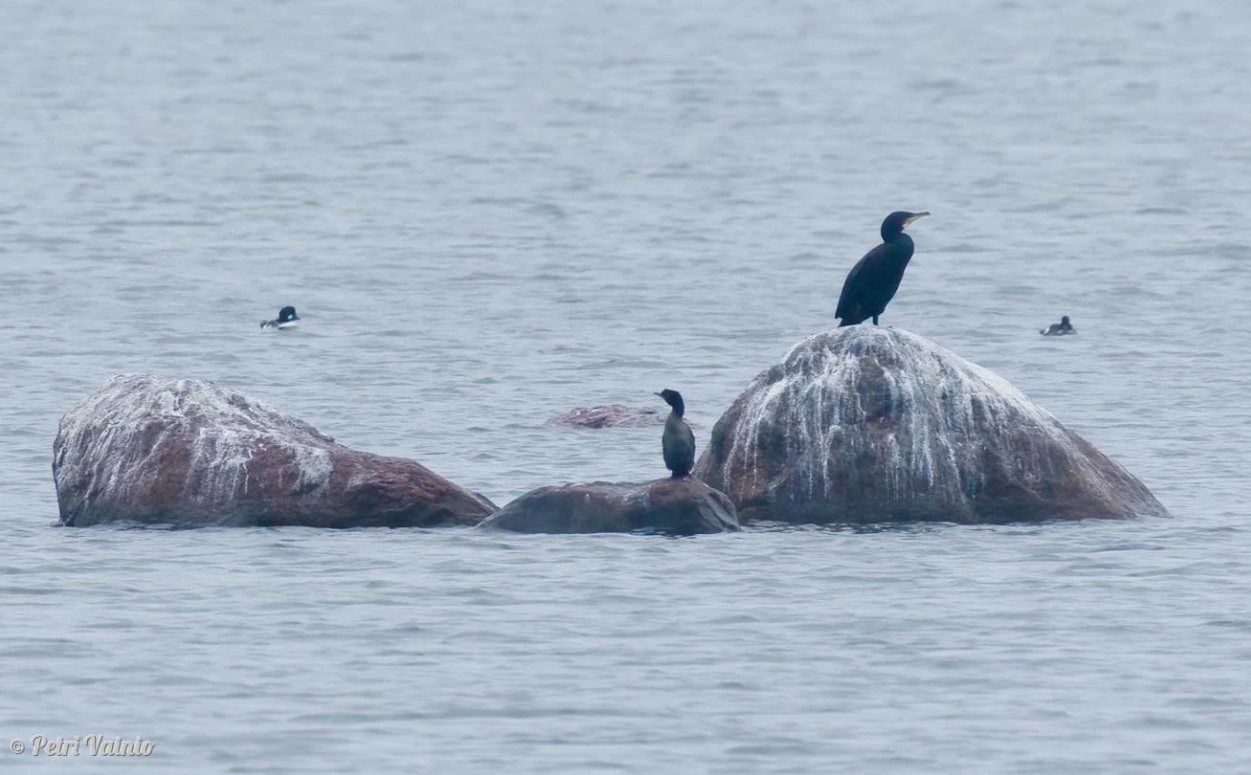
left=904, top=211, right=930, bottom=228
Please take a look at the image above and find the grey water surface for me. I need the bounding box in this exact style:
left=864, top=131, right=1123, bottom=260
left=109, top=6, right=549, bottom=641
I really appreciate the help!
left=3, top=0, right=1250, bottom=772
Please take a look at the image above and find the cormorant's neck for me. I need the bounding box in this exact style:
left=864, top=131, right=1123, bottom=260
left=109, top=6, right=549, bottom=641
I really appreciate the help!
left=669, top=397, right=685, bottom=417
left=881, top=227, right=912, bottom=245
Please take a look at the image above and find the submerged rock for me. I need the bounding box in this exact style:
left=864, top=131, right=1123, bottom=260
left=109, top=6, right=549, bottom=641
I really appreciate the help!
left=479, top=478, right=739, bottom=535
left=547, top=404, right=664, bottom=429
left=53, top=375, right=496, bottom=528
left=695, top=327, right=1166, bottom=524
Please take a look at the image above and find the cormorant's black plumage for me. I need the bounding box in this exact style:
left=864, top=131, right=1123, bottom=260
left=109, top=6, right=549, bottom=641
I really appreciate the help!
left=656, top=389, right=695, bottom=478
left=836, top=211, right=929, bottom=327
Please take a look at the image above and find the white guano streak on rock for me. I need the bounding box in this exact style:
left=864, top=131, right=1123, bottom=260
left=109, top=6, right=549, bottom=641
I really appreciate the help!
left=57, top=375, right=334, bottom=509
left=719, top=328, right=1091, bottom=507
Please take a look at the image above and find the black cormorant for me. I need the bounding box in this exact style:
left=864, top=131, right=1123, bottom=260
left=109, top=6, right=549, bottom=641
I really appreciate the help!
left=1041, top=316, right=1076, bottom=336
left=656, top=389, right=695, bottom=478
left=835, top=211, right=930, bottom=327
left=261, top=306, right=301, bottom=330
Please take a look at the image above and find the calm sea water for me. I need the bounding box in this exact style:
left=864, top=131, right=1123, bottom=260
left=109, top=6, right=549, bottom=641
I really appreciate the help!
left=3, top=0, right=1251, bottom=772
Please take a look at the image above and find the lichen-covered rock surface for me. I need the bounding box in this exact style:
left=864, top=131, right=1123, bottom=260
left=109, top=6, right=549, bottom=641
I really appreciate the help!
left=53, top=375, right=496, bottom=528
left=695, top=327, right=1167, bottom=524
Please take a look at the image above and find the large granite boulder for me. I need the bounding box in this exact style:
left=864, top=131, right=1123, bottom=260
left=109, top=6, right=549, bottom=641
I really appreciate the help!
left=479, top=477, right=739, bottom=535
left=695, top=327, right=1167, bottom=524
left=53, top=375, right=496, bottom=528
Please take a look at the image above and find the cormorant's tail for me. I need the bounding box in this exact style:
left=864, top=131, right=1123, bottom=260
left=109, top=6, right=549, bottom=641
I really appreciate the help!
left=837, top=318, right=855, bottom=327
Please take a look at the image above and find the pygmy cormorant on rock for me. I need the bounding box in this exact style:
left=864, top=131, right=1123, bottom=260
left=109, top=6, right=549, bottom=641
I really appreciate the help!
left=1041, top=316, right=1076, bottom=336
left=656, top=389, right=695, bottom=478
left=836, top=211, right=930, bottom=327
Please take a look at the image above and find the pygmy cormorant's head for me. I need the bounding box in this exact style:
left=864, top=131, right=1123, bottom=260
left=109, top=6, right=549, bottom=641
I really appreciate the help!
left=278, top=306, right=300, bottom=323
left=655, top=389, right=685, bottom=416
left=880, top=211, right=930, bottom=242
left=1060, top=315, right=1071, bottom=326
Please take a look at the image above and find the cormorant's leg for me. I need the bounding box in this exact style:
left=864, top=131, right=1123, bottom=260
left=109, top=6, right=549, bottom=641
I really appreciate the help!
left=872, top=315, right=879, bottom=325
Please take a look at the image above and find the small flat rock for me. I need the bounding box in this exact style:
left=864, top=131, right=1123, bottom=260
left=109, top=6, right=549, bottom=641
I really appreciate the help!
left=479, top=477, right=739, bottom=535
left=547, top=405, right=664, bottom=429
left=53, top=375, right=496, bottom=528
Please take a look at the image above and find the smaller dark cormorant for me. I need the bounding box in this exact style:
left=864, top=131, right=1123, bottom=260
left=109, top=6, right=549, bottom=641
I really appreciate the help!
left=1040, top=316, right=1076, bottom=336
left=261, top=306, right=301, bottom=330
left=836, top=211, right=930, bottom=327
left=656, top=389, right=695, bottom=478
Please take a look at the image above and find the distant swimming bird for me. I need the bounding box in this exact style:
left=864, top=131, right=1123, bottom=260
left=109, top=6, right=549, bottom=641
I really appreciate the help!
left=261, top=306, right=300, bottom=330
left=836, top=211, right=930, bottom=327
left=656, top=389, right=695, bottom=478
left=1041, top=315, right=1076, bottom=336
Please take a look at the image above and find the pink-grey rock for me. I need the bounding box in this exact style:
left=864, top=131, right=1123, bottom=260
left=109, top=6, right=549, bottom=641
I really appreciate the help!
left=695, top=327, right=1167, bottom=524
left=53, top=375, right=496, bottom=528
left=547, top=405, right=664, bottom=429
left=479, top=477, right=739, bottom=535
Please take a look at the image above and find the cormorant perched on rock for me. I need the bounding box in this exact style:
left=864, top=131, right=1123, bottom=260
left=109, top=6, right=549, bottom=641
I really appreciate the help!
left=836, top=211, right=929, bottom=327
left=656, top=389, right=695, bottom=478
left=1041, top=316, right=1076, bottom=336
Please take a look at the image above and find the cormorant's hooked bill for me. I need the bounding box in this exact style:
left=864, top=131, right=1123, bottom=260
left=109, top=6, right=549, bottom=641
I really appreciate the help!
left=836, top=211, right=929, bottom=328
left=656, top=389, right=695, bottom=478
